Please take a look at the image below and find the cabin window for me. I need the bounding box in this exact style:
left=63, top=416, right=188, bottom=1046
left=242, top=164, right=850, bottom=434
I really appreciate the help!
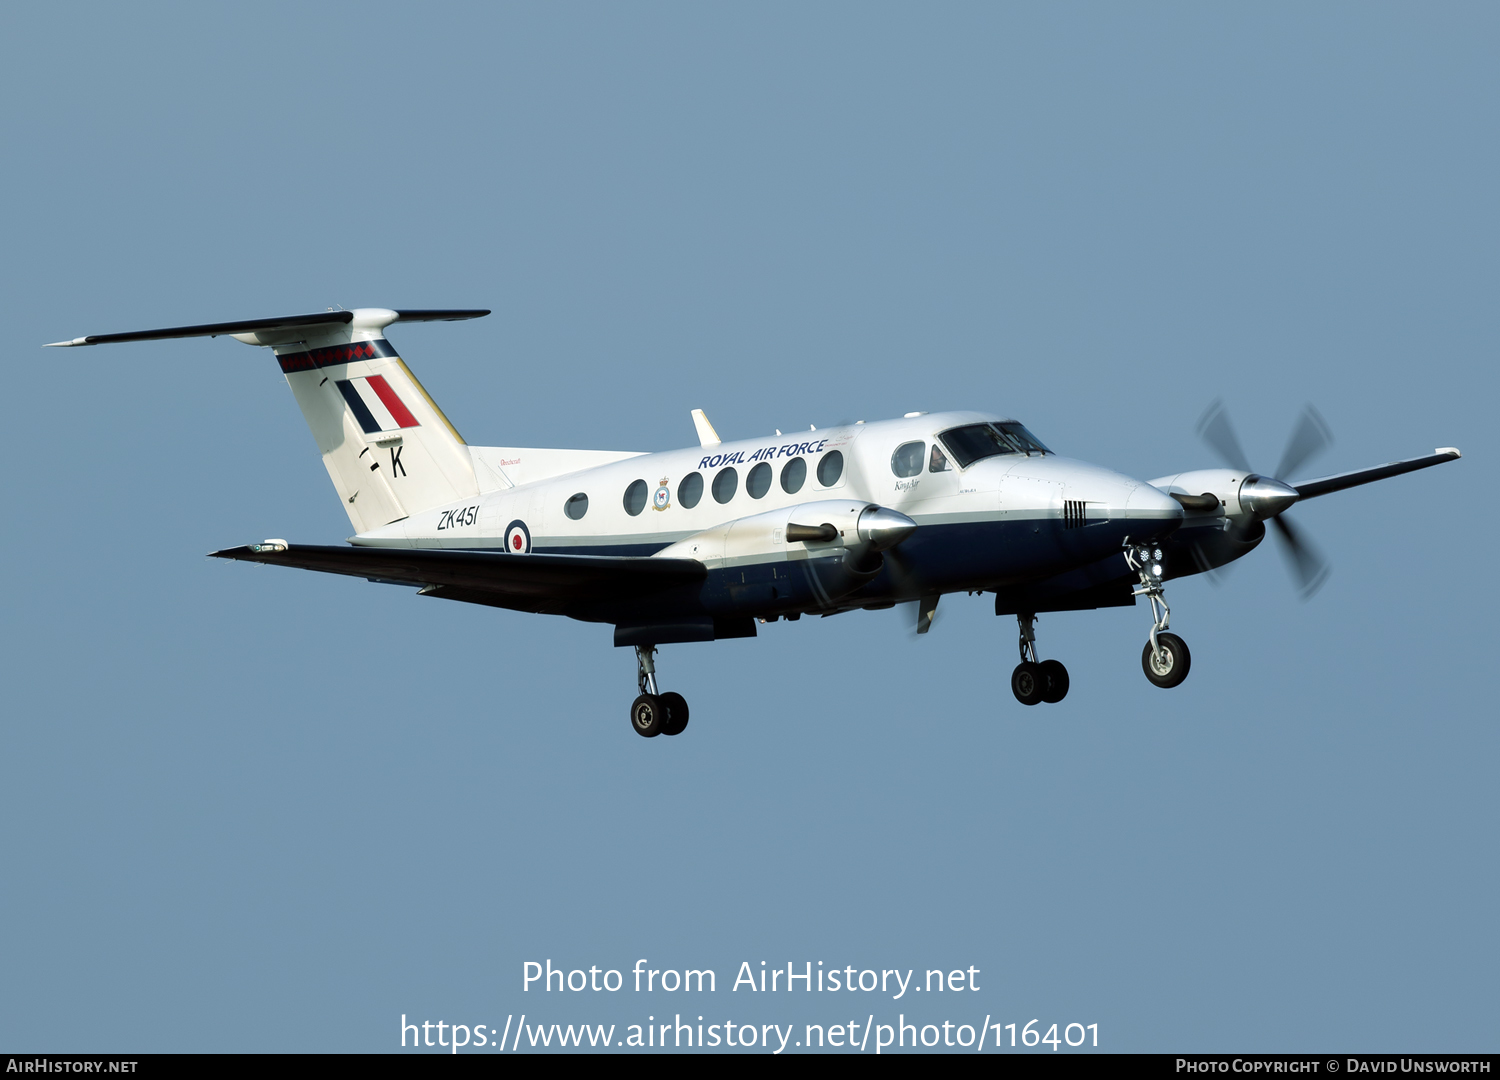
left=747, top=462, right=772, bottom=499
left=679, top=471, right=703, bottom=509
left=929, top=444, right=951, bottom=472
left=817, top=450, right=844, bottom=487
left=891, top=441, right=925, bottom=478
left=712, top=467, right=738, bottom=504
left=564, top=493, right=589, bottom=520
left=623, top=479, right=648, bottom=516
left=781, top=457, right=806, bottom=494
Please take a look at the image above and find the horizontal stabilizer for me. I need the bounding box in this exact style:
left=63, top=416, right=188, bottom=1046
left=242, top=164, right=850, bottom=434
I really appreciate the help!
left=45, top=308, right=489, bottom=347
left=1294, top=448, right=1460, bottom=501
left=210, top=543, right=704, bottom=614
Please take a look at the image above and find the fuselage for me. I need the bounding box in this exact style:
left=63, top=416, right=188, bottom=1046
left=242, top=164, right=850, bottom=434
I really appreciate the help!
left=353, top=411, right=1185, bottom=622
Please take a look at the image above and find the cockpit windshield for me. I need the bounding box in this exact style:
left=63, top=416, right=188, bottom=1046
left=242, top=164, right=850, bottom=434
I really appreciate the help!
left=937, top=421, right=1051, bottom=468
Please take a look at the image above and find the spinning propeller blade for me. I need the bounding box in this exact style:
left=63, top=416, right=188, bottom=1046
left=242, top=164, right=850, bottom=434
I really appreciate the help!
left=1275, top=405, right=1333, bottom=481
left=1269, top=515, right=1330, bottom=599
left=1196, top=400, right=1253, bottom=474
left=1195, top=400, right=1335, bottom=600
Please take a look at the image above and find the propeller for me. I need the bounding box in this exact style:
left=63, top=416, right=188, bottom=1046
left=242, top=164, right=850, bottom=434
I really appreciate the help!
left=1195, top=400, right=1333, bottom=599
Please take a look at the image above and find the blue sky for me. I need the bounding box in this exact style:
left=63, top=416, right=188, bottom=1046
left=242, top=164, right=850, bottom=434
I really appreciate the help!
left=1, top=2, right=1495, bottom=1052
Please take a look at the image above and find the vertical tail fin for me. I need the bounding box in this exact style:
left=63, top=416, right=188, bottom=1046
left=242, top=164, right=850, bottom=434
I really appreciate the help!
left=272, top=323, right=481, bottom=530
left=46, top=307, right=488, bottom=533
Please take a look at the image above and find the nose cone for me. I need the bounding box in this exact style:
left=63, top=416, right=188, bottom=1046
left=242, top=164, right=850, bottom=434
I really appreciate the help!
left=857, top=506, right=917, bottom=550
left=1239, top=475, right=1299, bottom=520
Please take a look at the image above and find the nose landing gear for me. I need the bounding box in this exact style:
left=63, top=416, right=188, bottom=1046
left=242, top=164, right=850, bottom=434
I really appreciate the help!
left=1127, top=542, right=1192, bottom=689
left=630, top=645, right=690, bottom=737
left=1011, top=613, right=1070, bottom=705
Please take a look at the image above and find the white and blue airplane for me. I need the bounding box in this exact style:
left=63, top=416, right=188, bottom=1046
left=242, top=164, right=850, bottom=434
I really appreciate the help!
left=49, top=308, right=1461, bottom=737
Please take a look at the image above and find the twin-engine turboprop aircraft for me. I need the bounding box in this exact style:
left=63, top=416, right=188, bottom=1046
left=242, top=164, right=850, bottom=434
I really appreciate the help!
left=49, top=308, right=1461, bottom=738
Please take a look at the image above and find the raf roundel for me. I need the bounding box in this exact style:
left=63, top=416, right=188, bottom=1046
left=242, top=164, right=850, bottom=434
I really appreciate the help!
left=504, top=519, right=531, bottom=554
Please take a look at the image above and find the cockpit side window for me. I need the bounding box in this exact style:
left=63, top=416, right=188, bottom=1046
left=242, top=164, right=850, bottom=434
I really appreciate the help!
left=929, top=443, right=950, bottom=472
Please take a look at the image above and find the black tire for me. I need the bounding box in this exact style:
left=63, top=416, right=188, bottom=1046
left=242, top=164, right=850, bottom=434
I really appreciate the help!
left=630, top=694, right=665, bottom=737
left=1011, top=662, right=1045, bottom=706
left=1141, top=632, right=1191, bottom=688
left=1039, top=659, right=1070, bottom=703
left=660, top=692, right=690, bottom=736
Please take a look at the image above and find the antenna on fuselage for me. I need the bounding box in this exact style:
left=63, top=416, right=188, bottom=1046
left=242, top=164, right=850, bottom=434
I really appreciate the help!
left=691, top=409, right=721, bottom=447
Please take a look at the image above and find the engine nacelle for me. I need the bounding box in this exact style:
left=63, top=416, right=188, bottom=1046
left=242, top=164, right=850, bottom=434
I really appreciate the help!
left=655, top=499, right=917, bottom=612
left=1149, top=468, right=1287, bottom=577
left=654, top=499, right=910, bottom=566
left=1150, top=468, right=1242, bottom=517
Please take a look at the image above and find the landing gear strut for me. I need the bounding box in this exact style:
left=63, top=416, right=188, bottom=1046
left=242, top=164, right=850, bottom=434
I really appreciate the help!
left=1010, top=612, right=1069, bottom=706
left=630, top=645, right=690, bottom=737
left=1127, top=542, right=1191, bottom=689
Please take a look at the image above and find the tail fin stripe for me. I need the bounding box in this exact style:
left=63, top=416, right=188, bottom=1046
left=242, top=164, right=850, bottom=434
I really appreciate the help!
left=335, top=379, right=383, bottom=434
left=277, top=338, right=398, bottom=373
left=364, top=374, right=420, bottom=429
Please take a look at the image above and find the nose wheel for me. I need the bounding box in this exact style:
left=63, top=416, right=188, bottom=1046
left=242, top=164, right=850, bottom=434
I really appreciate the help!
left=1127, top=542, right=1192, bottom=689
left=1011, top=613, right=1070, bottom=705
left=1141, top=633, right=1191, bottom=688
left=630, top=646, right=690, bottom=737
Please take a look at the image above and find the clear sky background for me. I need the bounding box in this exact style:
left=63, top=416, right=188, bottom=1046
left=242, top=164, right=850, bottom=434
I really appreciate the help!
left=1, top=2, right=1495, bottom=1053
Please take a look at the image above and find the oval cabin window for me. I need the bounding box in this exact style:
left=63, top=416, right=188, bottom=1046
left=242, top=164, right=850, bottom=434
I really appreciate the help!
left=623, top=479, right=648, bottom=516
left=713, top=467, right=738, bottom=504
left=781, top=457, right=806, bottom=494
left=817, top=450, right=844, bottom=487
left=747, top=462, right=772, bottom=499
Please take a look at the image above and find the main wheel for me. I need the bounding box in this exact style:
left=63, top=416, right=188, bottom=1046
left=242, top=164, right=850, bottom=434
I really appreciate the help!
left=1141, top=632, right=1191, bottom=688
left=660, top=692, right=690, bottom=736
left=630, top=693, right=665, bottom=737
left=1011, top=662, right=1045, bottom=706
left=1038, top=659, right=1070, bottom=703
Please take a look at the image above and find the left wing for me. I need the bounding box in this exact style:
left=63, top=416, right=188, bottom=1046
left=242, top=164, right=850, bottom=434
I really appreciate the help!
left=1293, top=447, right=1461, bottom=500
left=210, top=544, right=705, bottom=616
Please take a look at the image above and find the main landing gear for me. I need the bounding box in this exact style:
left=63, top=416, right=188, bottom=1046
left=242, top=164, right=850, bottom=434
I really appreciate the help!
left=630, top=645, right=690, bottom=738
left=1126, top=542, right=1192, bottom=689
left=1011, top=612, right=1069, bottom=706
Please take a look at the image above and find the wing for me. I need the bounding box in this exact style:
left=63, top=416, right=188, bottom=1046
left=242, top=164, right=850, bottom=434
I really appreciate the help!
left=1293, top=448, right=1460, bottom=500
left=209, top=543, right=706, bottom=616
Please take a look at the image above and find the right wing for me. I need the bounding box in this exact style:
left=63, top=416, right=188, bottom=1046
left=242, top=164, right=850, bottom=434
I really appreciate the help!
left=210, top=543, right=705, bottom=616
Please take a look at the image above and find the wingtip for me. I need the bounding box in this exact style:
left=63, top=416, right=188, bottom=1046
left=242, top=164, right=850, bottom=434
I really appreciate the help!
left=1436, top=447, right=1461, bottom=458
left=43, top=338, right=87, bottom=348
left=209, top=540, right=288, bottom=559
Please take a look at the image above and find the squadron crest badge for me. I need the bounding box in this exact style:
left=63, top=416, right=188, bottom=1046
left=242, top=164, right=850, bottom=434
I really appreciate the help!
left=653, top=478, right=671, bottom=511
